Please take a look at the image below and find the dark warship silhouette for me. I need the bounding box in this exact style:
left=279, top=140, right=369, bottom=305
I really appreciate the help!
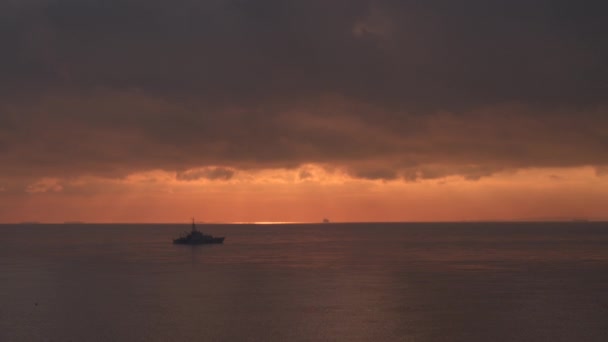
left=173, top=219, right=225, bottom=245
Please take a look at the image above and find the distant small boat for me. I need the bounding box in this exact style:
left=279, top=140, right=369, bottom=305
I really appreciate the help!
left=323, top=218, right=330, bottom=223
left=173, top=219, right=225, bottom=245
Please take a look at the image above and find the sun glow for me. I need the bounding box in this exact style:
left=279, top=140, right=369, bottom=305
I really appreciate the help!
left=250, top=221, right=305, bottom=225
left=2, top=165, right=608, bottom=223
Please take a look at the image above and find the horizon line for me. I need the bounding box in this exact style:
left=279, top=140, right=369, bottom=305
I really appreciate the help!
left=2, top=219, right=606, bottom=225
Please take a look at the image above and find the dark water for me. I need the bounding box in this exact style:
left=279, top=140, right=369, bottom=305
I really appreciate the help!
left=1, top=222, right=608, bottom=342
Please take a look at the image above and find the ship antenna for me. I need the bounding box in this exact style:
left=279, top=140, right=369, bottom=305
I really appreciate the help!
left=192, top=217, right=196, bottom=232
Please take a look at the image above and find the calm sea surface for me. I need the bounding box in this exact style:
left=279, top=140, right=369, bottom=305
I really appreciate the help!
left=1, top=222, right=608, bottom=342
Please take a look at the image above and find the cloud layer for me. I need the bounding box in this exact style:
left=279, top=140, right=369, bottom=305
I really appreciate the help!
left=1, top=0, right=608, bottom=183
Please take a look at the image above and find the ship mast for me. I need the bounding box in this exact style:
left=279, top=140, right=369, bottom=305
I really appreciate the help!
left=191, top=217, right=196, bottom=232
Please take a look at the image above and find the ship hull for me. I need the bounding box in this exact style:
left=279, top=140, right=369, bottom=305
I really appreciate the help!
left=173, top=237, right=225, bottom=245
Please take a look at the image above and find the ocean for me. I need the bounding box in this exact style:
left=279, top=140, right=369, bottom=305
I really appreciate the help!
left=1, top=222, right=608, bottom=342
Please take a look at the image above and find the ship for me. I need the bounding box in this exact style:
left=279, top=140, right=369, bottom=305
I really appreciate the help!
left=173, top=219, right=225, bottom=245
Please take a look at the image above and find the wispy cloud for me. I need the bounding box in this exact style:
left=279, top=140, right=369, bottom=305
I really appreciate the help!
left=26, top=178, right=63, bottom=193
left=176, top=167, right=236, bottom=181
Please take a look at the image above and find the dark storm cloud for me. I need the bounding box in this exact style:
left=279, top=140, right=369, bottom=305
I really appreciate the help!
left=1, top=0, right=608, bottom=182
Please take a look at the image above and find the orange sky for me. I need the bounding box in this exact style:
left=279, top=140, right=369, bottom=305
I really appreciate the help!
left=2, top=165, right=607, bottom=223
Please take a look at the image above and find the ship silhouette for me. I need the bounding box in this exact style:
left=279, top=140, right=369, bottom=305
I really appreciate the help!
left=173, top=219, right=225, bottom=245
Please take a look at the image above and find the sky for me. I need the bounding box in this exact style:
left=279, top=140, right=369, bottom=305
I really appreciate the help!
left=1, top=0, right=608, bottom=223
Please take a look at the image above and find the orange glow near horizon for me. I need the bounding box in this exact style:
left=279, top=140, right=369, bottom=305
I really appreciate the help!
left=1, top=165, right=607, bottom=223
